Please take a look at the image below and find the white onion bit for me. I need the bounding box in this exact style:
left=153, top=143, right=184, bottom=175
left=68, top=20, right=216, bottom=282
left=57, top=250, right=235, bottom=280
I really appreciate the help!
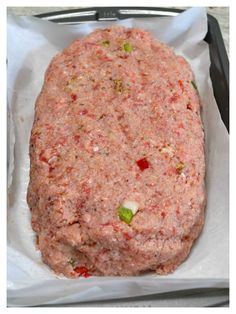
left=93, top=146, right=99, bottom=152
left=122, top=200, right=139, bottom=215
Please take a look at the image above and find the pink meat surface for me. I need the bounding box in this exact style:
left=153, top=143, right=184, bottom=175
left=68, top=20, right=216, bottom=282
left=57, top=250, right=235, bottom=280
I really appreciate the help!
left=27, top=27, right=206, bottom=278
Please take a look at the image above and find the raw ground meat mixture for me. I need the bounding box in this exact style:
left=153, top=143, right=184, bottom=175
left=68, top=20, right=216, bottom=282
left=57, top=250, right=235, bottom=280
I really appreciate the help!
left=27, top=27, right=206, bottom=278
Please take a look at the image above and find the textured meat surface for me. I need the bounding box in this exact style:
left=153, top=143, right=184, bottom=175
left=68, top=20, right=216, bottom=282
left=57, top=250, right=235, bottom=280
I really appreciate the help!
left=27, top=27, right=206, bottom=278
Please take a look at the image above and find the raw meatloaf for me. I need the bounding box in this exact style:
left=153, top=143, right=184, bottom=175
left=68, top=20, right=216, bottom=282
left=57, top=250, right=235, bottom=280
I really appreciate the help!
left=27, top=27, right=206, bottom=278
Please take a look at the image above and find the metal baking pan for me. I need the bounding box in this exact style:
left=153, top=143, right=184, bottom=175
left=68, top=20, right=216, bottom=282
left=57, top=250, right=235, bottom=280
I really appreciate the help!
left=36, top=7, right=229, bottom=132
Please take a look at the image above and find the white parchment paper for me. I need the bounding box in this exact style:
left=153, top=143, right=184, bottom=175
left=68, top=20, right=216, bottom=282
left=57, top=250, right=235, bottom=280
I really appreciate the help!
left=7, top=7, right=229, bottom=307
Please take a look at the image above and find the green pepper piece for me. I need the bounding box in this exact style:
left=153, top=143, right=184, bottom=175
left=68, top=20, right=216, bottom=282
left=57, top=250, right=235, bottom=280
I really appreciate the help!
left=123, top=42, right=133, bottom=53
left=118, top=207, right=133, bottom=224
left=68, top=258, right=76, bottom=268
left=102, top=40, right=110, bottom=47
left=176, top=162, right=185, bottom=174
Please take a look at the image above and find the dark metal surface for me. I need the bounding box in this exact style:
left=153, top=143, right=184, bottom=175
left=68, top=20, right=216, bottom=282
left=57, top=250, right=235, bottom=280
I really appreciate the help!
left=36, top=7, right=181, bottom=22
left=205, top=14, right=229, bottom=131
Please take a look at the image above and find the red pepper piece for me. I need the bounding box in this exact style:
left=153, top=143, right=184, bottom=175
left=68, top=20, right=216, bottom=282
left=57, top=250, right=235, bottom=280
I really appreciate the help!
left=74, top=266, right=88, bottom=273
left=161, top=211, right=166, bottom=218
left=123, top=232, right=132, bottom=240
left=71, top=93, right=77, bottom=101
left=187, top=103, right=192, bottom=110
left=73, top=266, right=90, bottom=278
left=170, top=93, right=179, bottom=103
left=178, top=80, right=184, bottom=92
left=136, top=158, right=150, bottom=171
left=39, top=150, right=48, bottom=163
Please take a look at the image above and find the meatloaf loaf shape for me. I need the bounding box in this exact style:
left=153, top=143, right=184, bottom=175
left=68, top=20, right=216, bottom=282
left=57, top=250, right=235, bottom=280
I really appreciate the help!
left=27, top=27, right=206, bottom=278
